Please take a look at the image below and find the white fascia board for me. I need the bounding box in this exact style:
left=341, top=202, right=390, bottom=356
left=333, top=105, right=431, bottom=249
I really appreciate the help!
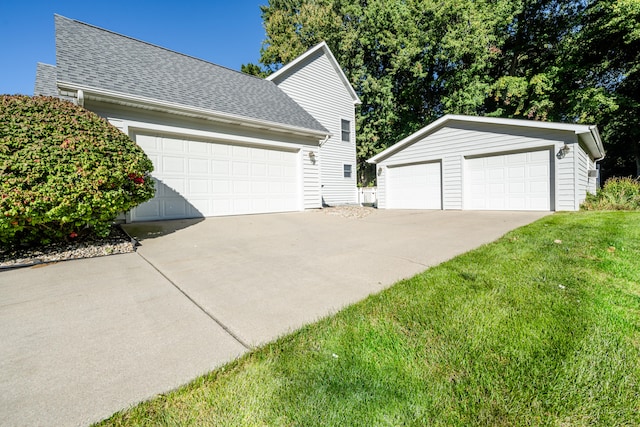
left=124, top=119, right=309, bottom=151
left=367, top=115, right=451, bottom=164
left=578, top=125, right=605, bottom=160
left=57, top=81, right=330, bottom=139
left=367, top=114, right=602, bottom=164
left=266, top=42, right=361, bottom=105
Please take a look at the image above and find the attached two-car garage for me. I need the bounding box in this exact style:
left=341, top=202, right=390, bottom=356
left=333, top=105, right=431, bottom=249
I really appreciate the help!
left=369, top=115, right=604, bottom=212
left=131, top=133, right=301, bottom=222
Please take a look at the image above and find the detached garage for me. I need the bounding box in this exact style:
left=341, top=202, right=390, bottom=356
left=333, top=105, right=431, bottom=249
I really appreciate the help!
left=368, top=115, right=605, bottom=212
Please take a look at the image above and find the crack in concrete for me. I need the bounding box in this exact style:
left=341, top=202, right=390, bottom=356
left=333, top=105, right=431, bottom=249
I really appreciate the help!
left=135, top=252, right=253, bottom=351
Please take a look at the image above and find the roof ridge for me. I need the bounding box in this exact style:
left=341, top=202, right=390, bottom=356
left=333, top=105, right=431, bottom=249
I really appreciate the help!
left=54, top=14, right=265, bottom=82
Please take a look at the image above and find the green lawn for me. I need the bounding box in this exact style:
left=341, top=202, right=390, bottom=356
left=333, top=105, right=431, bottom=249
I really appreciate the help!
left=97, top=211, right=640, bottom=426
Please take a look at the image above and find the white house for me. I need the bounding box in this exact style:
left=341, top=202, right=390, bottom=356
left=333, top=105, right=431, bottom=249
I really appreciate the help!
left=267, top=43, right=361, bottom=206
left=368, top=114, right=605, bottom=212
left=34, top=15, right=359, bottom=221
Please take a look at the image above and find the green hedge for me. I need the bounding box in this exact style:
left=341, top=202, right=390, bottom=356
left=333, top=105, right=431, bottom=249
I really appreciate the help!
left=581, top=177, right=640, bottom=210
left=0, top=95, right=155, bottom=246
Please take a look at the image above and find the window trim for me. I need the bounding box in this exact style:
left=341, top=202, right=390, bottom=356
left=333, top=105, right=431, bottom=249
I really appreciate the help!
left=340, top=119, right=351, bottom=143
left=343, top=163, right=353, bottom=179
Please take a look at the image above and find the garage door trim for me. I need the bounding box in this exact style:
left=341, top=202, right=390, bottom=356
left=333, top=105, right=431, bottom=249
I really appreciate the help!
left=129, top=131, right=304, bottom=221
left=464, top=148, right=554, bottom=211
left=386, top=160, right=443, bottom=210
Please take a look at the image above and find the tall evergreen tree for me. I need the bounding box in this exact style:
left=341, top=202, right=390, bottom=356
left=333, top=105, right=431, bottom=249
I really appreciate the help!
left=249, top=0, right=640, bottom=182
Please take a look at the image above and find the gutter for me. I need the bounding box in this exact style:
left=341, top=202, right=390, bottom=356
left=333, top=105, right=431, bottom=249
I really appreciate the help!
left=589, top=125, right=606, bottom=161
left=58, top=82, right=330, bottom=140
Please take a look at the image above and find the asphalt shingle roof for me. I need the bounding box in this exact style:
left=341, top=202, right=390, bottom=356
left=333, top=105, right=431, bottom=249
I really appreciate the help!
left=54, top=15, right=327, bottom=133
left=34, top=63, right=59, bottom=97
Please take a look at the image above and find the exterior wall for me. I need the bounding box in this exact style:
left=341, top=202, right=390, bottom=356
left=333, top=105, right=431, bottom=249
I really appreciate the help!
left=302, top=146, right=322, bottom=209
left=442, top=155, right=463, bottom=209
left=378, top=121, right=583, bottom=211
left=575, top=142, right=597, bottom=208
left=86, top=100, right=322, bottom=212
left=270, top=49, right=357, bottom=205
left=377, top=166, right=387, bottom=208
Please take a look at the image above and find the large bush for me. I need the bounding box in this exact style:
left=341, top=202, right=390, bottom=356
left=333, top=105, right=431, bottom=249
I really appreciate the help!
left=581, top=177, right=640, bottom=210
left=0, top=95, right=154, bottom=246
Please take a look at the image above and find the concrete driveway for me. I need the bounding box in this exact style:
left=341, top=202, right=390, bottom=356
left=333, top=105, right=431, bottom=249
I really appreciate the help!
left=0, top=209, right=548, bottom=426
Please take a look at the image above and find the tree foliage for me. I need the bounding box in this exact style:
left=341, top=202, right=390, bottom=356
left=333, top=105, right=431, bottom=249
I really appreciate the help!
left=250, top=0, right=640, bottom=183
left=0, top=95, right=155, bottom=247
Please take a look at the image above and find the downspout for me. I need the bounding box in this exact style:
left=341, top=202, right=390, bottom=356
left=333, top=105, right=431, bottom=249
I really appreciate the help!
left=77, top=89, right=84, bottom=107
left=318, top=134, right=330, bottom=208
left=590, top=125, right=606, bottom=188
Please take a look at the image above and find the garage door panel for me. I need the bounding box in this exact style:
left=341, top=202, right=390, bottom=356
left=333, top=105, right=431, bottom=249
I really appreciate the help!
left=252, top=163, right=267, bottom=176
left=213, top=144, right=229, bottom=156
left=508, top=166, right=525, bottom=178
left=529, top=164, right=548, bottom=177
left=214, top=180, right=231, bottom=193
left=232, top=161, right=250, bottom=176
left=162, top=157, right=185, bottom=173
left=530, top=181, right=548, bottom=192
left=233, top=145, right=249, bottom=158
left=188, top=158, right=209, bottom=174
left=529, top=150, right=549, bottom=162
left=130, top=133, right=300, bottom=221
left=387, top=162, right=442, bottom=210
left=189, top=179, right=209, bottom=194
left=212, top=160, right=229, bottom=175
left=465, top=150, right=551, bottom=211
left=487, top=168, right=505, bottom=180
left=163, top=138, right=185, bottom=153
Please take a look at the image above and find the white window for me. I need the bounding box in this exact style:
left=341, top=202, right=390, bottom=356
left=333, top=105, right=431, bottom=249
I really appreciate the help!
left=341, top=119, right=350, bottom=142
left=343, top=164, right=353, bottom=178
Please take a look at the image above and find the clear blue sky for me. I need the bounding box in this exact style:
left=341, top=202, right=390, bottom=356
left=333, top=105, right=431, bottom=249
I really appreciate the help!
left=0, top=0, right=267, bottom=95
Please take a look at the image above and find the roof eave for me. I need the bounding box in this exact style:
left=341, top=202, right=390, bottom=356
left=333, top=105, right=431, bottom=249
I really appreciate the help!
left=58, top=82, right=331, bottom=139
left=367, top=114, right=605, bottom=164
left=577, top=126, right=606, bottom=160
left=367, top=115, right=451, bottom=164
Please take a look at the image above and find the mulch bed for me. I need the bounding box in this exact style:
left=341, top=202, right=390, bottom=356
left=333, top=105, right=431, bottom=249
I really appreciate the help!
left=0, top=225, right=136, bottom=269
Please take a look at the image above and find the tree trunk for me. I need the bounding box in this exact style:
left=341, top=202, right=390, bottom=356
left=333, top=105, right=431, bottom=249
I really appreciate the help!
left=635, top=141, right=640, bottom=178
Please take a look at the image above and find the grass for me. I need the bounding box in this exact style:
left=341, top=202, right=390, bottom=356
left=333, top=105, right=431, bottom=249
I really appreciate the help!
left=97, top=211, right=640, bottom=426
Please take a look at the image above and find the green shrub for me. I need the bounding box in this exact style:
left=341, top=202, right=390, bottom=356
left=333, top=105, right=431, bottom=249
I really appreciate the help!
left=581, top=176, right=640, bottom=210
left=0, top=95, right=154, bottom=247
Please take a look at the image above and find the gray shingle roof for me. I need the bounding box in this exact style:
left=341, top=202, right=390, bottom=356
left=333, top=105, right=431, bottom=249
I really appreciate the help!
left=54, top=15, right=327, bottom=134
left=34, top=63, right=59, bottom=96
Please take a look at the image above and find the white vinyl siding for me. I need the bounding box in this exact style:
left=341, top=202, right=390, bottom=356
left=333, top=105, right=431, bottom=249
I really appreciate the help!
left=377, top=166, right=388, bottom=208
left=556, top=141, right=577, bottom=211
left=376, top=121, right=592, bottom=212
left=303, top=147, right=322, bottom=209
left=442, top=156, right=463, bottom=209
left=270, top=49, right=357, bottom=205
left=575, top=143, right=596, bottom=208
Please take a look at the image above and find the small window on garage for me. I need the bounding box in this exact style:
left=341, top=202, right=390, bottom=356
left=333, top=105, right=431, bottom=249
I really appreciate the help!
left=343, top=164, right=353, bottom=178
left=341, top=119, right=350, bottom=142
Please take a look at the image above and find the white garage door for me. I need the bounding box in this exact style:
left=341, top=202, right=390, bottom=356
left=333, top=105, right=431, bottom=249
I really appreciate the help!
left=131, top=133, right=300, bottom=221
left=465, top=150, right=551, bottom=211
left=387, top=162, right=442, bottom=209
